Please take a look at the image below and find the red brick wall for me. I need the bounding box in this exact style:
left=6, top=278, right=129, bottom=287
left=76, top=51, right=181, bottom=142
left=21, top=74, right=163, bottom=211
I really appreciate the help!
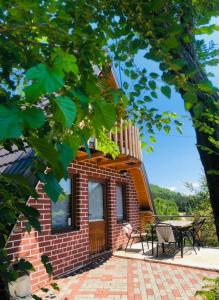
left=5, top=161, right=140, bottom=292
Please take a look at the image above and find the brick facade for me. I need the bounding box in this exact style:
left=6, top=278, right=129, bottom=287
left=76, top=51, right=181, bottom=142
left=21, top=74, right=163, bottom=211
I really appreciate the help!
left=5, top=161, right=140, bottom=292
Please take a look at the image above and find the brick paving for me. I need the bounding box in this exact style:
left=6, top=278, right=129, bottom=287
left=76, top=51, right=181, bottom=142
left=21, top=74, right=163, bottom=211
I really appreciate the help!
left=36, top=256, right=218, bottom=300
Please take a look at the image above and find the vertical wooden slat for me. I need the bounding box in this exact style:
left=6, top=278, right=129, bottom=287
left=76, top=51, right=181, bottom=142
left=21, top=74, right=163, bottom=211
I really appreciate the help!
left=136, top=128, right=140, bottom=160
left=134, top=127, right=137, bottom=158
left=128, top=123, right=132, bottom=157
left=138, top=129, right=142, bottom=160
left=124, top=123, right=128, bottom=155
left=131, top=125, right=135, bottom=157
left=136, top=127, right=139, bottom=159
left=120, top=119, right=123, bottom=154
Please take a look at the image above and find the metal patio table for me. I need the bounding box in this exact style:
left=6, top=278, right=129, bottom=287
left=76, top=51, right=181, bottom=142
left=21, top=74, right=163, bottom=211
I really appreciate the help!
left=151, top=220, right=194, bottom=258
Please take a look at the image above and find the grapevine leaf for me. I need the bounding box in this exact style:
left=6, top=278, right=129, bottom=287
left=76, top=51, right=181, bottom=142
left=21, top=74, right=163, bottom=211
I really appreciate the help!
left=54, top=96, right=77, bottom=128
left=0, top=105, right=22, bottom=140
left=25, top=64, right=64, bottom=100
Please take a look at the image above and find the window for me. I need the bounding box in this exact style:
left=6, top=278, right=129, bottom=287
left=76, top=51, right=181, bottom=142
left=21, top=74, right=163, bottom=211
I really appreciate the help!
left=88, top=181, right=104, bottom=221
left=116, top=185, right=126, bottom=222
left=51, top=177, right=76, bottom=231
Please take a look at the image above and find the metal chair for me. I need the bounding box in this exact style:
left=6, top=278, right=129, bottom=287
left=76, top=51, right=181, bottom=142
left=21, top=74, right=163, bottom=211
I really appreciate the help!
left=123, top=223, right=149, bottom=254
left=183, top=218, right=206, bottom=252
left=155, top=223, right=179, bottom=257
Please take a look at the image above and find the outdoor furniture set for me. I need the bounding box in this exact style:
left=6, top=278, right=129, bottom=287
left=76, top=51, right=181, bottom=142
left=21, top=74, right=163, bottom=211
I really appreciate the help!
left=123, top=218, right=205, bottom=258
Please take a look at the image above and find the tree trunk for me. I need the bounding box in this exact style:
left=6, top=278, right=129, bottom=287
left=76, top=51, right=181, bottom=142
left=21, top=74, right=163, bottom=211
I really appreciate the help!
left=180, top=45, right=219, bottom=239
left=194, top=126, right=219, bottom=238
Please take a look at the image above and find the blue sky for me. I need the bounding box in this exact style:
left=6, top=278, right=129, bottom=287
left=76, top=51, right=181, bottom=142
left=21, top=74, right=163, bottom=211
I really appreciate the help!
left=114, top=25, right=219, bottom=195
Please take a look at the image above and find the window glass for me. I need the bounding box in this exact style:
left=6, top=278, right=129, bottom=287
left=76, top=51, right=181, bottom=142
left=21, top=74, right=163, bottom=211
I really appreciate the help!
left=116, top=185, right=125, bottom=221
left=88, top=181, right=104, bottom=220
left=52, top=178, right=71, bottom=229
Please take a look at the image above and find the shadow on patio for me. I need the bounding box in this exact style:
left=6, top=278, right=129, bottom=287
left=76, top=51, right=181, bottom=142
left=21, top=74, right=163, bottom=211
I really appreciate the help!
left=114, top=241, right=219, bottom=271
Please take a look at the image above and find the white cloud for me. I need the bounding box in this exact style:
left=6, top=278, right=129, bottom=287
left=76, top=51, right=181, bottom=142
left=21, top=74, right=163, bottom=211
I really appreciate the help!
left=167, top=186, right=177, bottom=192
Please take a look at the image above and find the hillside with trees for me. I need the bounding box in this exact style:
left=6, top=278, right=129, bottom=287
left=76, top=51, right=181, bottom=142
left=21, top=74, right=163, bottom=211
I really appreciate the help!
left=151, top=180, right=218, bottom=247
left=150, top=184, right=191, bottom=213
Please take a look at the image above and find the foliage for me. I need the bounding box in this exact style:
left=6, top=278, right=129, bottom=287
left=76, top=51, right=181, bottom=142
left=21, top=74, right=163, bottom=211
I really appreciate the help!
left=150, top=184, right=191, bottom=212
left=185, top=177, right=219, bottom=247
left=0, top=1, right=124, bottom=295
left=96, top=129, right=119, bottom=159
left=154, top=197, right=179, bottom=217
left=196, top=276, right=219, bottom=300
left=0, top=0, right=219, bottom=297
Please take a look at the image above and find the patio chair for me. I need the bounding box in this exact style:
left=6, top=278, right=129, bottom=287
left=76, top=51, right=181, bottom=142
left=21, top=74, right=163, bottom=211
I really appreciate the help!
left=123, top=223, right=149, bottom=254
left=155, top=223, right=179, bottom=258
left=183, top=218, right=206, bottom=252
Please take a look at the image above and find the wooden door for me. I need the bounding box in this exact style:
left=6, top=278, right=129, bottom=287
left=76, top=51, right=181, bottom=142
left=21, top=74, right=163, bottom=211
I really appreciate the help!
left=88, top=181, right=107, bottom=255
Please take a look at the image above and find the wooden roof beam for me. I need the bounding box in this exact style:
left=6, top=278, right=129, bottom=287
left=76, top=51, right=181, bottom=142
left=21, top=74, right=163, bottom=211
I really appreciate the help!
left=76, top=151, right=104, bottom=162
left=115, top=161, right=142, bottom=170
left=98, top=156, right=131, bottom=166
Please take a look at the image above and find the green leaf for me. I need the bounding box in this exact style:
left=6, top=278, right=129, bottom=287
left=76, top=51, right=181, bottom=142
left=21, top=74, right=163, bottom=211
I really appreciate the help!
left=146, top=145, right=154, bottom=153
left=93, top=102, right=116, bottom=131
left=123, top=81, right=129, bottom=90
left=149, top=80, right=156, bottom=90
left=17, top=259, right=35, bottom=272
left=184, top=92, right=197, bottom=111
left=195, top=24, right=219, bottom=35
left=161, top=86, right=171, bottom=99
left=0, top=207, right=17, bottom=224
left=53, top=48, right=78, bottom=75
left=176, top=127, right=183, bottom=134
left=150, top=72, right=159, bottom=79
left=50, top=282, right=60, bottom=291
left=41, top=255, right=53, bottom=275
left=141, top=141, right=147, bottom=148
left=72, top=89, right=90, bottom=106
left=164, top=37, right=179, bottom=49
left=25, top=64, right=64, bottom=100
left=144, top=96, right=152, bottom=102
left=16, top=203, right=39, bottom=218
left=27, top=217, right=41, bottom=232
left=57, top=143, right=74, bottom=175
left=151, top=91, right=158, bottom=98
left=39, top=172, right=62, bottom=203
left=0, top=105, right=45, bottom=140
left=164, top=125, right=170, bottom=134
left=174, top=120, right=183, bottom=126
left=54, top=96, right=77, bottom=128
left=198, top=80, right=219, bottom=94
left=28, top=136, right=63, bottom=178
left=156, top=123, right=162, bottom=131
left=41, top=288, right=49, bottom=293
left=0, top=105, right=22, bottom=140
left=193, top=103, right=203, bottom=118
left=22, top=108, right=45, bottom=129
left=1, top=174, right=38, bottom=198
left=32, top=295, right=42, bottom=300
left=149, top=136, right=156, bottom=143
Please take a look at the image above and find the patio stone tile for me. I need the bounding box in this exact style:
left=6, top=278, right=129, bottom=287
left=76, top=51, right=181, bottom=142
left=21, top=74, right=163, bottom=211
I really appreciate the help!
left=35, top=256, right=218, bottom=300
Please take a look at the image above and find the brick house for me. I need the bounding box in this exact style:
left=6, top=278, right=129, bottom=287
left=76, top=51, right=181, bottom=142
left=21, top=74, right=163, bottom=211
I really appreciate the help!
left=1, top=70, right=154, bottom=293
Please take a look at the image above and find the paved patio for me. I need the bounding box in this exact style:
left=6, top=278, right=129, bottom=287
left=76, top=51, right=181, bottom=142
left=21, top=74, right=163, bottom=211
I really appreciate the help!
left=114, top=242, right=219, bottom=271
left=36, top=256, right=218, bottom=300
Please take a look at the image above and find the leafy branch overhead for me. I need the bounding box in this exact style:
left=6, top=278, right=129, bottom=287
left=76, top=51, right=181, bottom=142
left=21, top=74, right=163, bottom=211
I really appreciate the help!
left=0, top=1, right=219, bottom=297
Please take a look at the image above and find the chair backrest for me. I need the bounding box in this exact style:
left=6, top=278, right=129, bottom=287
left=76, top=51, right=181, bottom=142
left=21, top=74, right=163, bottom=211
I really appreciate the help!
left=123, top=223, right=133, bottom=237
left=193, top=218, right=206, bottom=238
left=155, top=224, right=176, bottom=243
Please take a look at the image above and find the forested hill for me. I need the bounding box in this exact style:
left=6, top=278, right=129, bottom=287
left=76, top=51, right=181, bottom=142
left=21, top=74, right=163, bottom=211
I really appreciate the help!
left=150, top=184, right=190, bottom=212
